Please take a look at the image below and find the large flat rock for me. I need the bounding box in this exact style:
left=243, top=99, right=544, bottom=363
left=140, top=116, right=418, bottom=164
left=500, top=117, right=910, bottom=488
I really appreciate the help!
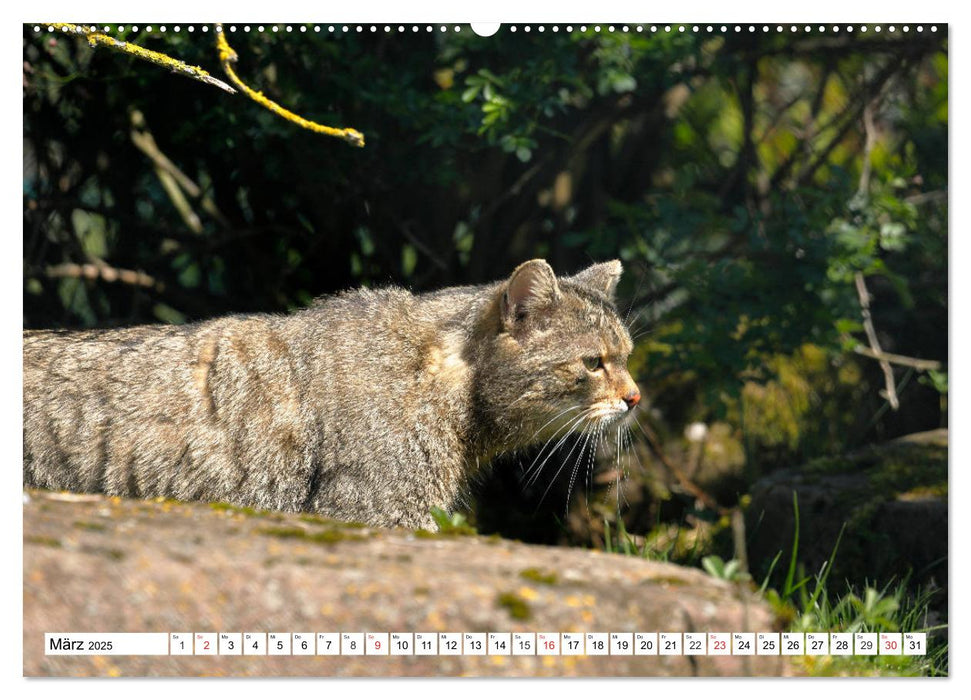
left=24, top=490, right=797, bottom=677
left=746, top=429, right=947, bottom=599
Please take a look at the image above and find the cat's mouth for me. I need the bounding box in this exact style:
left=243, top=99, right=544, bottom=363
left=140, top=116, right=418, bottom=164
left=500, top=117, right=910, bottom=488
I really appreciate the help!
left=527, top=399, right=635, bottom=445
left=584, top=399, right=635, bottom=425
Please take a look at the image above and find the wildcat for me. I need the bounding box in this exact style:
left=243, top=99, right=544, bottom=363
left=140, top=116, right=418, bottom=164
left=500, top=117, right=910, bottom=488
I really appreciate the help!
left=23, top=259, right=640, bottom=529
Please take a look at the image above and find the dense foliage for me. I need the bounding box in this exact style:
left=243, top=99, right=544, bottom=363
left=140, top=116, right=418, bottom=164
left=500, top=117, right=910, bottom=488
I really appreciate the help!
left=23, top=24, right=947, bottom=536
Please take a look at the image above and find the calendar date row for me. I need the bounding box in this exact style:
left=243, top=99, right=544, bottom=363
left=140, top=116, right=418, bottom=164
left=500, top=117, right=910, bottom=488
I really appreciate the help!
left=46, top=631, right=926, bottom=657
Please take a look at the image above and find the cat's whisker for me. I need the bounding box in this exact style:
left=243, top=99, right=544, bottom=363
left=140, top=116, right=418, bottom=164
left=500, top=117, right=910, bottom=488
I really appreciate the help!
left=546, top=417, right=597, bottom=514
left=628, top=325, right=653, bottom=343
left=523, top=409, right=596, bottom=489
left=624, top=423, right=648, bottom=478
left=530, top=430, right=590, bottom=514
left=623, top=270, right=647, bottom=328
left=520, top=405, right=587, bottom=471
left=533, top=410, right=602, bottom=508
left=532, top=414, right=587, bottom=486
left=621, top=425, right=634, bottom=510
left=627, top=310, right=653, bottom=335
left=505, top=391, right=540, bottom=411
left=615, top=425, right=623, bottom=514
left=593, top=423, right=607, bottom=501
left=525, top=404, right=583, bottom=445
left=585, top=421, right=604, bottom=506
left=582, top=423, right=598, bottom=510
left=584, top=420, right=607, bottom=512
left=575, top=424, right=599, bottom=507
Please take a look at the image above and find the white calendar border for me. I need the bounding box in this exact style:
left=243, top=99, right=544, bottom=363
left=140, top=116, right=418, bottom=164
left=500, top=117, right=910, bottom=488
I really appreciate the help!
left=10, top=1, right=962, bottom=699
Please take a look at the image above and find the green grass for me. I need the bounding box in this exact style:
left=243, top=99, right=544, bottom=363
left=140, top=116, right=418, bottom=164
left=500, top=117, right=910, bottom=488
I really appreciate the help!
left=429, top=507, right=477, bottom=535
left=602, top=493, right=948, bottom=676
left=762, top=493, right=947, bottom=676
left=603, top=514, right=710, bottom=563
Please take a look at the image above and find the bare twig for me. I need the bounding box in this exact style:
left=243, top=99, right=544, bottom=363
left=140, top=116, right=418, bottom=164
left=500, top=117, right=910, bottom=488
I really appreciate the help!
left=398, top=223, right=450, bottom=272
left=45, top=262, right=164, bottom=292
left=130, top=111, right=201, bottom=198
left=47, top=23, right=236, bottom=94
left=855, top=272, right=899, bottom=410
left=768, top=56, right=904, bottom=190
left=213, top=24, right=364, bottom=147
left=857, top=102, right=877, bottom=198
left=904, top=189, right=948, bottom=206
left=851, top=86, right=900, bottom=411
left=635, top=418, right=726, bottom=514
left=144, top=149, right=203, bottom=234
left=129, top=110, right=230, bottom=230
left=731, top=508, right=749, bottom=575
left=848, top=343, right=942, bottom=371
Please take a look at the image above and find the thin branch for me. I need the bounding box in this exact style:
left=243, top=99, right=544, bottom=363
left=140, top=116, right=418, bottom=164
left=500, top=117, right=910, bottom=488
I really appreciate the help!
left=856, top=102, right=877, bottom=198
left=129, top=110, right=230, bottom=230
left=139, top=143, right=203, bottom=234
left=130, top=110, right=201, bottom=198
left=904, top=189, right=948, bottom=206
left=635, top=417, right=726, bottom=514
left=717, top=58, right=757, bottom=202
left=849, top=343, right=942, bottom=372
left=767, top=56, right=904, bottom=191
left=213, top=24, right=365, bottom=147
left=44, top=262, right=164, bottom=292
left=855, top=272, right=899, bottom=410
left=398, top=222, right=450, bottom=272
left=794, top=56, right=905, bottom=189
left=766, top=64, right=832, bottom=189
left=850, top=83, right=901, bottom=411
left=759, top=34, right=944, bottom=59
left=629, top=280, right=680, bottom=310
left=48, top=23, right=236, bottom=94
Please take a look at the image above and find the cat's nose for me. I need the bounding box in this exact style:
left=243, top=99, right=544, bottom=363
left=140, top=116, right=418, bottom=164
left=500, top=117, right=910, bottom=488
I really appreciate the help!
left=623, top=389, right=641, bottom=410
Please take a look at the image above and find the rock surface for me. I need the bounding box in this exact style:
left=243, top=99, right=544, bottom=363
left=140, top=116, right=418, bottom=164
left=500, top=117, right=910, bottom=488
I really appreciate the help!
left=24, top=489, right=798, bottom=677
left=746, top=429, right=947, bottom=599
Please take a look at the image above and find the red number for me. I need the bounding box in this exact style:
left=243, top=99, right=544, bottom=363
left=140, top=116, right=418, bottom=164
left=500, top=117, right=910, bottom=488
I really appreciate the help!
left=375, top=641, right=381, bottom=649
left=204, top=641, right=210, bottom=650
left=714, top=640, right=726, bottom=650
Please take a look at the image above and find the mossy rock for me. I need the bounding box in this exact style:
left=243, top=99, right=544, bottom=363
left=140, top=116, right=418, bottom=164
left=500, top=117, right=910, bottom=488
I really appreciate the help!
left=745, top=429, right=947, bottom=604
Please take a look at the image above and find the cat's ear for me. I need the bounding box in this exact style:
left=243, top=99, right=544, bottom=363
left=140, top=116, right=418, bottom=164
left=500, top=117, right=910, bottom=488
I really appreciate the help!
left=501, top=259, right=560, bottom=327
left=570, top=260, right=622, bottom=301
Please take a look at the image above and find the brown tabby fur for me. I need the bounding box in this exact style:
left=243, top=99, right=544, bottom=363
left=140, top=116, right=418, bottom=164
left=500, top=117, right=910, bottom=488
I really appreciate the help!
left=23, top=259, right=639, bottom=529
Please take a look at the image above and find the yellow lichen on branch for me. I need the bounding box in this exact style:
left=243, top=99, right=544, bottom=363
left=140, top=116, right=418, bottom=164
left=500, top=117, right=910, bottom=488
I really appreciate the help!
left=214, top=24, right=365, bottom=147
left=47, top=24, right=237, bottom=94
left=42, top=23, right=364, bottom=146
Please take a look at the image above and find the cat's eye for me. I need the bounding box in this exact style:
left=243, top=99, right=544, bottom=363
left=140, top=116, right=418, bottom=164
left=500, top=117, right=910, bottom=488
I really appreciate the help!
left=583, top=356, right=604, bottom=372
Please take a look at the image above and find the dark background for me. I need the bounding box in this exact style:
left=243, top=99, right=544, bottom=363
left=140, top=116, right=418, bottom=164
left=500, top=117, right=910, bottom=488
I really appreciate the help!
left=23, top=23, right=947, bottom=548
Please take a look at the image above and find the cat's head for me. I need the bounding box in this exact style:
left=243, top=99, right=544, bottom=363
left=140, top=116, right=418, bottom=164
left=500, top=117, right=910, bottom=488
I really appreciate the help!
left=479, top=259, right=640, bottom=449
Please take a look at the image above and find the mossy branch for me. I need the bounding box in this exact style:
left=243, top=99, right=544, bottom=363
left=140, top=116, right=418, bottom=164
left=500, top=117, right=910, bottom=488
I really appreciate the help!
left=48, top=23, right=236, bottom=94
left=214, top=24, right=365, bottom=147
left=45, top=24, right=363, bottom=146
